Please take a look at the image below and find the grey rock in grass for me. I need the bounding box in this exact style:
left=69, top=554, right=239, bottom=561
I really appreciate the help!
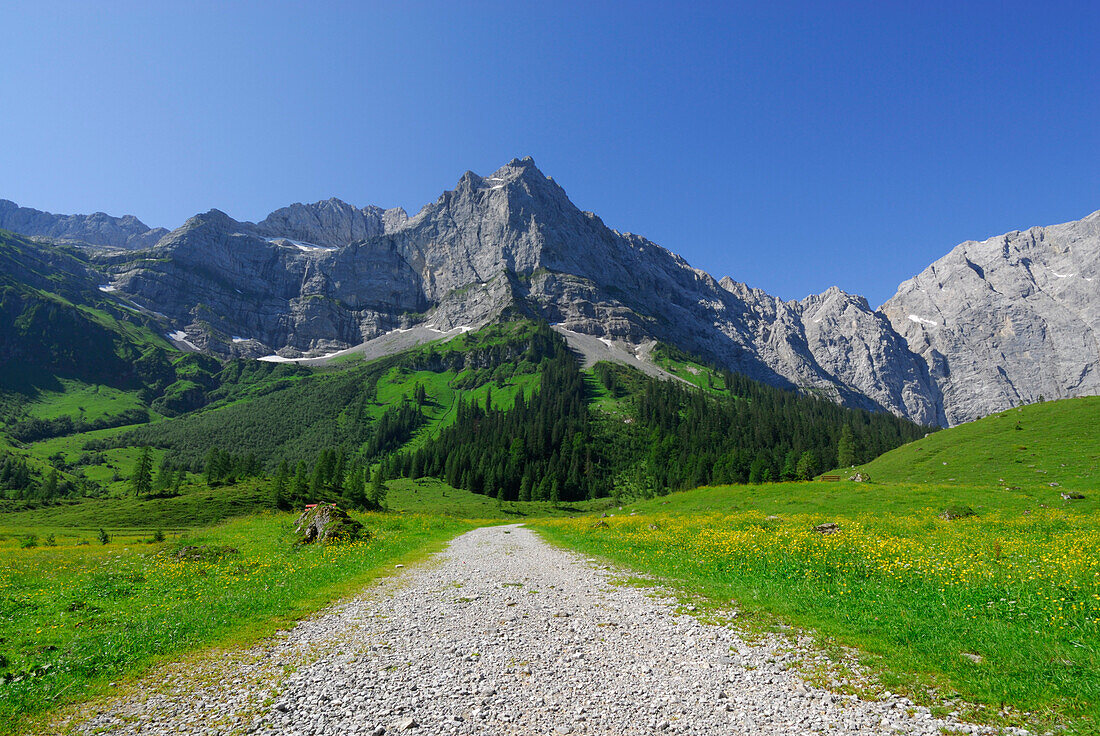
left=294, top=503, right=366, bottom=544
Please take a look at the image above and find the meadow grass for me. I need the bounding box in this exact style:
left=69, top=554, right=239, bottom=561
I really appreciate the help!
left=532, top=498, right=1100, bottom=733
left=0, top=511, right=473, bottom=735
left=384, top=476, right=606, bottom=518
left=0, top=479, right=271, bottom=531
left=855, top=395, right=1100, bottom=490
left=21, top=380, right=148, bottom=423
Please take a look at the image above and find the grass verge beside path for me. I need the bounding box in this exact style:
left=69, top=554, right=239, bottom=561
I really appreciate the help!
left=0, top=512, right=474, bottom=735
left=530, top=511, right=1100, bottom=734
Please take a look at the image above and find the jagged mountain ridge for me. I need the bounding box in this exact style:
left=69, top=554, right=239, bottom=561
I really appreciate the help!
left=0, top=199, right=168, bottom=250
left=88, top=158, right=940, bottom=424
left=4, top=159, right=1097, bottom=427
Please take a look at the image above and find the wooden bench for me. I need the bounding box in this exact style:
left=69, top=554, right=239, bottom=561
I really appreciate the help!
left=820, top=475, right=841, bottom=482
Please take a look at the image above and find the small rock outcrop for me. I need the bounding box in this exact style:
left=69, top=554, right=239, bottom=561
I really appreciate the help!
left=294, top=504, right=366, bottom=544
left=938, top=506, right=976, bottom=520
left=813, top=522, right=840, bottom=535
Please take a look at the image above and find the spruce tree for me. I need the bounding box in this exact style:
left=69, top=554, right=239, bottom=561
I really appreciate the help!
left=369, top=466, right=387, bottom=509
left=310, top=461, right=327, bottom=499
left=41, top=468, right=59, bottom=501
left=204, top=447, right=220, bottom=486
left=836, top=425, right=856, bottom=468
left=796, top=450, right=819, bottom=481
left=130, top=447, right=154, bottom=497
left=154, top=456, right=172, bottom=491
left=293, top=461, right=309, bottom=505
left=780, top=450, right=798, bottom=481
left=272, top=460, right=290, bottom=510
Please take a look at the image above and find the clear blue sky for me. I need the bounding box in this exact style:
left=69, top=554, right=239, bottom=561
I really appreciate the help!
left=2, top=1, right=1097, bottom=306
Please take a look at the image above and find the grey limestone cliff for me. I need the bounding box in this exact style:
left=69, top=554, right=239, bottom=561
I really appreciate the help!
left=882, top=211, right=1100, bottom=425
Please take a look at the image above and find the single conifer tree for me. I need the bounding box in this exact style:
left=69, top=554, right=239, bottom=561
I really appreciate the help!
left=273, top=460, right=290, bottom=510
left=41, top=468, right=59, bottom=500
left=369, top=466, right=387, bottom=509
left=154, top=456, right=172, bottom=491
left=204, top=447, right=221, bottom=486
left=796, top=450, right=819, bottom=481
left=293, top=461, right=309, bottom=504
left=131, top=447, right=154, bottom=497
left=836, top=425, right=856, bottom=468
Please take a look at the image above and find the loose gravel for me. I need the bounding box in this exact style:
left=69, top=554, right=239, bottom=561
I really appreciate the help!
left=59, top=525, right=1028, bottom=735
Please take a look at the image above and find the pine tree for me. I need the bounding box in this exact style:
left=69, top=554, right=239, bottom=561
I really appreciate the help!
left=310, top=460, right=327, bottom=499
left=780, top=450, right=798, bottom=481
left=130, top=447, right=154, bottom=497
left=293, top=461, right=309, bottom=504
left=836, top=425, right=856, bottom=468
left=272, top=460, right=290, bottom=510
left=204, top=447, right=220, bottom=486
left=154, top=456, right=172, bottom=491
left=41, top=468, right=59, bottom=500
left=369, top=466, right=387, bottom=509
left=796, top=450, right=819, bottom=481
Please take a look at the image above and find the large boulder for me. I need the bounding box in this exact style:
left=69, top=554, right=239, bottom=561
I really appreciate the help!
left=294, top=503, right=367, bottom=544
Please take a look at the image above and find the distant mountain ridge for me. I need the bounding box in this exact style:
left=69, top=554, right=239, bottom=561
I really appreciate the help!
left=0, top=199, right=167, bottom=250
left=3, top=159, right=1097, bottom=426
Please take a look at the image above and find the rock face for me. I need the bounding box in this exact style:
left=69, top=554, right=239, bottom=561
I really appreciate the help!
left=882, top=211, right=1100, bottom=424
left=3, top=160, right=1098, bottom=427
left=254, top=198, right=408, bottom=247
left=0, top=199, right=167, bottom=249
left=294, top=503, right=365, bottom=544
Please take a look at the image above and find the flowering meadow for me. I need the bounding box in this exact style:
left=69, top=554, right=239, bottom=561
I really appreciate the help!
left=534, top=508, right=1100, bottom=731
left=0, top=513, right=471, bottom=734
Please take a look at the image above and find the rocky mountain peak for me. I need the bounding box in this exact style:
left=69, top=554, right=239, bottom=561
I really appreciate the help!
left=255, top=197, right=399, bottom=247
left=7, top=161, right=1096, bottom=428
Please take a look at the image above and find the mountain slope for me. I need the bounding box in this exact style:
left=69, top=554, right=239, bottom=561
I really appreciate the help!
left=856, top=395, right=1099, bottom=491
left=91, top=158, right=942, bottom=424
left=882, top=211, right=1100, bottom=425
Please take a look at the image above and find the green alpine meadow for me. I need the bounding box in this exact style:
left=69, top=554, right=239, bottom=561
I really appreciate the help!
left=2, top=19, right=1099, bottom=730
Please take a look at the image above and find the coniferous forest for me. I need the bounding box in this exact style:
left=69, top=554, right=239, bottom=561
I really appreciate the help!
left=1, top=317, right=929, bottom=507
left=382, top=324, right=926, bottom=502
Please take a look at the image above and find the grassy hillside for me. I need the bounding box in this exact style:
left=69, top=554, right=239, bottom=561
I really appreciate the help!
left=853, top=396, right=1100, bottom=490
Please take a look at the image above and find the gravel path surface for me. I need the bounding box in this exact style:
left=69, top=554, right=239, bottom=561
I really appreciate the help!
left=60, top=525, right=1021, bottom=736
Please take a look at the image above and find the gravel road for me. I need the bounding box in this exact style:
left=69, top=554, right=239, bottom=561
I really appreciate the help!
left=61, top=525, right=1021, bottom=736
